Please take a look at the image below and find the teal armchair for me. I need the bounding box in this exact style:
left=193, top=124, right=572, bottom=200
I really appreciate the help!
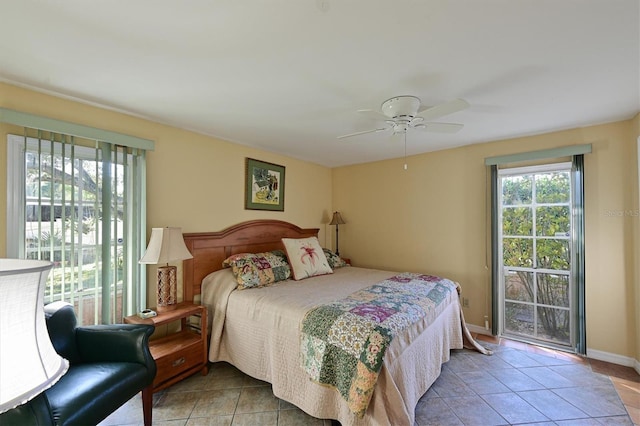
left=0, top=302, right=156, bottom=426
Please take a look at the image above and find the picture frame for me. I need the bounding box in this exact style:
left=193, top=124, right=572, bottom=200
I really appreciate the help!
left=245, top=158, right=285, bottom=211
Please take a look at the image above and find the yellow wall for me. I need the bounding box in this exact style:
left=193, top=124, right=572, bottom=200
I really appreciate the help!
left=0, top=83, right=333, bottom=305
left=333, top=120, right=639, bottom=359
left=1, top=82, right=637, bottom=362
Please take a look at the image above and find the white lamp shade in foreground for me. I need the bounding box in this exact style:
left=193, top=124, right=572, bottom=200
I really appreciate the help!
left=0, top=259, right=69, bottom=413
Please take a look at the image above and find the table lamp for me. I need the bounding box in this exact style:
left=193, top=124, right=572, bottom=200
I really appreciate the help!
left=139, top=227, right=193, bottom=311
left=0, top=259, right=69, bottom=414
left=329, top=211, right=346, bottom=256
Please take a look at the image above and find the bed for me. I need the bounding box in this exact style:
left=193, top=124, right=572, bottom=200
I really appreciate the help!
left=182, top=219, right=489, bottom=426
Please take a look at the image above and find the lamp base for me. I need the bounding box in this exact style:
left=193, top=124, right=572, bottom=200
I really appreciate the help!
left=157, top=265, right=178, bottom=312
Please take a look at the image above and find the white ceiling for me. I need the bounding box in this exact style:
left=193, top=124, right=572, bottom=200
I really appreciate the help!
left=1, top=1, right=638, bottom=167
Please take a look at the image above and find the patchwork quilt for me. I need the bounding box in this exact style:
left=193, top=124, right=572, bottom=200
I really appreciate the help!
left=300, top=272, right=459, bottom=417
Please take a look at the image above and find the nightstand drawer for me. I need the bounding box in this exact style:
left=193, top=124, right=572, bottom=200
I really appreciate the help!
left=154, top=344, right=203, bottom=386
left=124, top=302, right=208, bottom=392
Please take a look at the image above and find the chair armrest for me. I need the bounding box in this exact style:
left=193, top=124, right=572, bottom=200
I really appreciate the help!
left=45, top=302, right=82, bottom=363
left=76, top=324, right=155, bottom=368
left=0, top=393, right=52, bottom=426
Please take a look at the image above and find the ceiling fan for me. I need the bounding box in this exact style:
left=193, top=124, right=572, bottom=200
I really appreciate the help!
left=337, top=96, right=469, bottom=140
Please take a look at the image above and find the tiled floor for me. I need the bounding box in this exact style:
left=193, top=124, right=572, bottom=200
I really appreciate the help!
left=101, top=335, right=639, bottom=426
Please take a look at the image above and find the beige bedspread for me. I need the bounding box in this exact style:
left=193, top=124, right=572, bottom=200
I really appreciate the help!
left=201, top=266, right=466, bottom=426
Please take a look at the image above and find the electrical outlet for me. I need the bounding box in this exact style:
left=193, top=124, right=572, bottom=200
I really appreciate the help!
left=462, top=297, right=469, bottom=308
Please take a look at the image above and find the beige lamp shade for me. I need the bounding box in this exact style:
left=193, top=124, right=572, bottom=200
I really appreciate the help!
left=139, top=227, right=193, bottom=265
left=139, top=227, right=193, bottom=310
left=0, top=259, right=69, bottom=414
left=329, top=211, right=346, bottom=226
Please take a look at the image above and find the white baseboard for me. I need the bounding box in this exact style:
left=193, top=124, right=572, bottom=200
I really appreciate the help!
left=587, top=348, right=639, bottom=372
left=466, top=323, right=492, bottom=335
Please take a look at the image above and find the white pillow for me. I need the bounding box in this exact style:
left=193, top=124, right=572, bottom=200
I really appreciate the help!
left=281, top=236, right=333, bottom=280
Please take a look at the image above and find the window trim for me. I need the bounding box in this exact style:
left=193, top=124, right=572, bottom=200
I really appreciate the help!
left=0, top=108, right=154, bottom=151
left=490, top=156, right=586, bottom=354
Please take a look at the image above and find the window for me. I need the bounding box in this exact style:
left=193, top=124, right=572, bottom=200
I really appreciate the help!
left=498, top=163, right=574, bottom=348
left=487, top=147, right=587, bottom=354
left=7, top=131, right=147, bottom=325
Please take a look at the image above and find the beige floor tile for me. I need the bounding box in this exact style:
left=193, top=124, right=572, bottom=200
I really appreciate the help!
left=499, top=338, right=531, bottom=351
left=241, top=375, right=271, bottom=387
left=208, top=362, right=245, bottom=378
left=185, top=415, right=233, bottom=426
left=235, top=386, right=279, bottom=414
left=229, top=411, right=278, bottom=426
left=99, top=394, right=143, bottom=426
left=476, top=334, right=500, bottom=344
left=153, top=421, right=188, bottom=426
left=278, top=399, right=297, bottom=410
left=167, top=373, right=215, bottom=392
left=526, top=344, right=558, bottom=357
left=590, top=359, right=640, bottom=382
left=203, top=375, right=248, bottom=391
left=626, top=404, right=639, bottom=426
left=99, top=340, right=638, bottom=426
left=190, top=389, right=242, bottom=418
left=554, top=350, right=588, bottom=364
left=611, top=377, right=640, bottom=410
left=154, top=391, right=200, bottom=422
left=277, top=408, right=326, bottom=426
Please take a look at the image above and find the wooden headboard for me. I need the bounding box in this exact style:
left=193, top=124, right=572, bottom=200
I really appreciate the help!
left=181, top=220, right=319, bottom=302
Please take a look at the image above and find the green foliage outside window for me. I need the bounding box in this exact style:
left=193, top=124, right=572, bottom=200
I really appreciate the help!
left=502, top=171, right=571, bottom=344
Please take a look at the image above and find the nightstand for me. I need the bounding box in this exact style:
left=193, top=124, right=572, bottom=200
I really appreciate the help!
left=124, top=302, right=208, bottom=392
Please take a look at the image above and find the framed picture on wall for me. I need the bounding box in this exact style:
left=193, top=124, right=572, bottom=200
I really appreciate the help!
left=245, top=158, right=285, bottom=211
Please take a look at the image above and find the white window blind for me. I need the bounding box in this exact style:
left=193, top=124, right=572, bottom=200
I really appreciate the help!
left=7, top=131, right=147, bottom=325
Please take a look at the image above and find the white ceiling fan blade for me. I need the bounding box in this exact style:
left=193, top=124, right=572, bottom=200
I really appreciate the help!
left=418, top=122, right=464, bottom=133
left=418, top=98, right=470, bottom=121
left=337, top=127, right=389, bottom=139
left=357, top=109, right=390, bottom=121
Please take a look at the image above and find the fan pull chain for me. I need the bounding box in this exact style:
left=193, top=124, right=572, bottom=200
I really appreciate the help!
left=403, top=131, right=408, bottom=170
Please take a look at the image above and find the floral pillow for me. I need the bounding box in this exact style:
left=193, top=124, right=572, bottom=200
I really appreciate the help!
left=222, top=250, right=291, bottom=290
left=322, top=248, right=349, bottom=269
left=282, top=237, right=333, bottom=280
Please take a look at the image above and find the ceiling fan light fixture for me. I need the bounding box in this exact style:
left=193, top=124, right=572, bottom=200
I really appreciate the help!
left=381, top=96, right=421, bottom=119
left=337, top=95, right=468, bottom=140
left=393, top=123, right=409, bottom=134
